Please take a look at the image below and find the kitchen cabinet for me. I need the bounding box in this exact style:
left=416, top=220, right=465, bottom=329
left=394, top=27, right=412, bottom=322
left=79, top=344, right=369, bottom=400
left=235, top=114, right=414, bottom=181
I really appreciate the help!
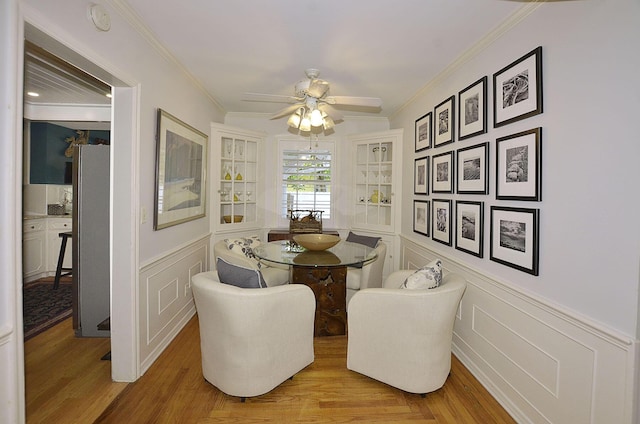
left=23, top=219, right=46, bottom=281
left=210, top=123, right=263, bottom=230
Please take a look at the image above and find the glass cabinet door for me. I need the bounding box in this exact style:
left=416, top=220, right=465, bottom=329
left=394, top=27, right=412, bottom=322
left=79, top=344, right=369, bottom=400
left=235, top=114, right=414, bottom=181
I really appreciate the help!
left=211, top=124, right=264, bottom=228
left=350, top=129, right=403, bottom=233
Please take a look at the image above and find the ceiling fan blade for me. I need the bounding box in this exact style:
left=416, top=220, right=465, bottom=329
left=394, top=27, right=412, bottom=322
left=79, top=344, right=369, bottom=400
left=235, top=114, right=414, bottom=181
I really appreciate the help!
left=307, top=79, right=329, bottom=98
left=318, top=103, right=343, bottom=121
left=325, top=96, right=382, bottom=108
left=270, top=103, right=304, bottom=120
left=242, top=92, right=301, bottom=104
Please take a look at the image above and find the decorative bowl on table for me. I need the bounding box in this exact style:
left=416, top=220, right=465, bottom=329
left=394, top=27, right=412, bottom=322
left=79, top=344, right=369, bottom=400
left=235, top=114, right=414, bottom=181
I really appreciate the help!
left=292, top=234, right=341, bottom=251
left=223, top=215, right=243, bottom=223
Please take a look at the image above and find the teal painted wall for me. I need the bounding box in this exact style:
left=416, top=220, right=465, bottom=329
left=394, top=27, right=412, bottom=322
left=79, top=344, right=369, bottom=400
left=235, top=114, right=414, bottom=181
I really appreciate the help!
left=29, top=122, right=109, bottom=184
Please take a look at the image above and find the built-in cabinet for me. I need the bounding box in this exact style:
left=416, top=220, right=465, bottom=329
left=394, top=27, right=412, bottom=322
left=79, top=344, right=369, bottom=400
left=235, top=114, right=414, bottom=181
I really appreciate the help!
left=23, top=219, right=46, bottom=280
left=350, top=129, right=402, bottom=233
left=349, top=129, right=403, bottom=279
left=210, top=123, right=263, bottom=230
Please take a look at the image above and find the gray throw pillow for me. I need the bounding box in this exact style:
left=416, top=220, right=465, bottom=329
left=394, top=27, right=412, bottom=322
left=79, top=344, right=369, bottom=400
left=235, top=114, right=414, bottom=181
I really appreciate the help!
left=346, top=231, right=381, bottom=248
left=216, top=257, right=267, bottom=289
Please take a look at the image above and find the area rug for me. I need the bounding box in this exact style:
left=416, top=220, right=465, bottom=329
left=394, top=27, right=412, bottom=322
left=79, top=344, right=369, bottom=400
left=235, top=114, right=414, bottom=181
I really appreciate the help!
left=23, top=279, right=72, bottom=341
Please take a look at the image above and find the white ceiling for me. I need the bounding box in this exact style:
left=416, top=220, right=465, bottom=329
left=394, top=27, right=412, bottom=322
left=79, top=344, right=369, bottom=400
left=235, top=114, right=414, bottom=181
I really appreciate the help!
left=25, top=0, right=532, bottom=120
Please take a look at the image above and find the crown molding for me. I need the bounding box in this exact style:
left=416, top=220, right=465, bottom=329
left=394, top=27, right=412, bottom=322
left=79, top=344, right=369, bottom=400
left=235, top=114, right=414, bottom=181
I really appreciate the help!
left=391, top=1, right=544, bottom=120
left=106, top=0, right=225, bottom=113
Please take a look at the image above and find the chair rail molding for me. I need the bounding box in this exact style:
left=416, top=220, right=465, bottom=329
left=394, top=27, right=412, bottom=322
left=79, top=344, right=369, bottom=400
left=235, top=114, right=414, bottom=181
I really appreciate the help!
left=399, top=235, right=638, bottom=424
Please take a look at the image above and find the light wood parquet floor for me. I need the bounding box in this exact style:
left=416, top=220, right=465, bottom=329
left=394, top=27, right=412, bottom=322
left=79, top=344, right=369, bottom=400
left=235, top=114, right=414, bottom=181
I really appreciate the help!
left=26, top=315, right=515, bottom=423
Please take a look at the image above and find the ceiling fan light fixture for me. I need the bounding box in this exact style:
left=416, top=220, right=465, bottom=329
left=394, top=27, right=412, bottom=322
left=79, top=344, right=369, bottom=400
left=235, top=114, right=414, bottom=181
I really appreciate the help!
left=322, top=116, right=335, bottom=131
left=287, top=112, right=301, bottom=128
left=310, top=108, right=323, bottom=127
left=299, top=115, right=311, bottom=132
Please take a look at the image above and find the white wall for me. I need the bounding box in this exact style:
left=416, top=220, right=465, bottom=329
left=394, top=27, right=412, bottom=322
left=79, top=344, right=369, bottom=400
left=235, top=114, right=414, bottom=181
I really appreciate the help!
left=391, top=0, right=640, bottom=339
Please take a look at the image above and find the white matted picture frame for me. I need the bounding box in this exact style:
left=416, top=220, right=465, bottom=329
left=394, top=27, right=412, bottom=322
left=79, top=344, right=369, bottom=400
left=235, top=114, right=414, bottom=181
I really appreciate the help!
left=455, top=200, right=484, bottom=258
left=457, top=142, right=489, bottom=194
left=493, top=46, right=543, bottom=128
left=413, top=200, right=430, bottom=237
left=414, top=156, right=429, bottom=195
left=496, top=128, right=541, bottom=201
left=432, top=199, right=452, bottom=246
left=415, top=112, right=432, bottom=152
left=432, top=151, right=454, bottom=194
left=458, top=76, right=487, bottom=140
left=490, top=206, right=539, bottom=275
left=154, top=109, right=208, bottom=230
left=434, top=96, right=455, bottom=147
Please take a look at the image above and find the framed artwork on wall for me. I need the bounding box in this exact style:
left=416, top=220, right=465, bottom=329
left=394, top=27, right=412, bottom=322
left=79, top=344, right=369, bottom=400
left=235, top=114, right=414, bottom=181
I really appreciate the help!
left=458, top=76, right=487, bottom=140
left=434, top=96, right=455, bottom=147
left=496, top=128, right=541, bottom=201
left=432, top=151, right=454, bottom=193
left=456, top=142, right=489, bottom=194
left=455, top=200, right=484, bottom=258
left=414, top=156, right=429, bottom=195
left=154, top=109, right=208, bottom=230
left=413, top=200, right=430, bottom=237
left=415, top=112, right=432, bottom=152
left=490, top=206, right=540, bottom=275
left=493, top=46, right=543, bottom=128
left=432, top=199, right=452, bottom=246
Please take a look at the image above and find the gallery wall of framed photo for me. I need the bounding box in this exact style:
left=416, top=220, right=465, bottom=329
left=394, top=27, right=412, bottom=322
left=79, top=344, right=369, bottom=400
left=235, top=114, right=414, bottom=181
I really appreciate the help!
left=412, top=46, right=543, bottom=276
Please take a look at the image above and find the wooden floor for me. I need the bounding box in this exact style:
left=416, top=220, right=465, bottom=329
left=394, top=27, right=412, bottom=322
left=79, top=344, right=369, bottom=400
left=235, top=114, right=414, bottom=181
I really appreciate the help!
left=26, top=316, right=515, bottom=424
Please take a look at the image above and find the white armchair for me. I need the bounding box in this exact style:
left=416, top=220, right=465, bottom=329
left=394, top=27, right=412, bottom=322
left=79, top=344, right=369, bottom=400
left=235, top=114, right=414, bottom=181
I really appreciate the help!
left=191, top=271, right=315, bottom=400
left=213, top=239, right=289, bottom=286
left=347, top=270, right=467, bottom=395
left=345, top=241, right=387, bottom=305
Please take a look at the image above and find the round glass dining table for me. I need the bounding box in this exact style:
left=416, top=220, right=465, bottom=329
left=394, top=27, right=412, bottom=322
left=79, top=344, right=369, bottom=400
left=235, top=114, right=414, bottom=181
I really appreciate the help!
left=253, top=240, right=377, bottom=337
left=252, top=240, right=377, bottom=268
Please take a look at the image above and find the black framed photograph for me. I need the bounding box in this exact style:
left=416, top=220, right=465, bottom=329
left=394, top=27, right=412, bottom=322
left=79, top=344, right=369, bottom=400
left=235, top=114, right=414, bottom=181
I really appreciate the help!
left=457, top=142, right=489, bottom=194
left=432, top=151, right=454, bottom=193
left=496, top=128, right=541, bottom=201
left=458, top=76, right=487, bottom=140
left=432, top=199, right=452, bottom=246
left=154, top=109, right=208, bottom=230
left=493, top=46, right=543, bottom=128
left=455, top=200, right=484, bottom=258
left=415, top=112, right=432, bottom=152
left=434, top=96, right=455, bottom=147
left=413, top=200, right=430, bottom=237
left=490, top=206, right=539, bottom=275
left=414, top=156, right=429, bottom=195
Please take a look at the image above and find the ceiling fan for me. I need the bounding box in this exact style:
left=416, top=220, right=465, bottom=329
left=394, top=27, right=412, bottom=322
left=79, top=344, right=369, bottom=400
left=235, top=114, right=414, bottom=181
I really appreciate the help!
left=242, top=68, right=382, bottom=130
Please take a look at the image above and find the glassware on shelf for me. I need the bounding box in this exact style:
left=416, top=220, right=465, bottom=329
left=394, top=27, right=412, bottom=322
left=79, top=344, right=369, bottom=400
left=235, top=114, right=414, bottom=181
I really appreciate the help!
left=246, top=191, right=252, bottom=201
left=373, top=146, right=387, bottom=162
left=236, top=143, right=244, bottom=158
left=223, top=166, right=232, bottom=180
left=235, top=172, right=243, bottom=180
left=219, top=190, right=228, bottom=201
left=370, top=189, right=380, bottom=203
left=234, top=191, right=242, bottom=202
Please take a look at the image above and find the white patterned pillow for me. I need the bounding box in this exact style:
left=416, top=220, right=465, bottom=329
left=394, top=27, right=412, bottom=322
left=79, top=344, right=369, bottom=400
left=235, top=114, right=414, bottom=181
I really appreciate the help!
left=400, top=259, right=443, bottom=290
left=224, top=236, right=262, bottom=265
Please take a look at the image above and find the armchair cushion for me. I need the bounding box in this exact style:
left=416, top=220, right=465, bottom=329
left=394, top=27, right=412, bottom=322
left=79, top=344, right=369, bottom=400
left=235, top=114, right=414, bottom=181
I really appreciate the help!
left=224, top=235, right=262, bottom=265
left=400, top=259, right=442, bottom=290
left=346, top=231, right=380, bottom=248
left=217, top=257, right=267, bottom=289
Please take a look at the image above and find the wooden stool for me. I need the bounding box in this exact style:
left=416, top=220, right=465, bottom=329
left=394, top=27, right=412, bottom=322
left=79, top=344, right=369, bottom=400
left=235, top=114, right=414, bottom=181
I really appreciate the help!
left=53, top=232, right=73, bottom=289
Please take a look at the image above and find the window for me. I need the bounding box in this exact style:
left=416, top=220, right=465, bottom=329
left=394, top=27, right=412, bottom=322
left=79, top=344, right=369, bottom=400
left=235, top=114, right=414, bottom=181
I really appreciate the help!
left=279, top=141, right=333, bottom=226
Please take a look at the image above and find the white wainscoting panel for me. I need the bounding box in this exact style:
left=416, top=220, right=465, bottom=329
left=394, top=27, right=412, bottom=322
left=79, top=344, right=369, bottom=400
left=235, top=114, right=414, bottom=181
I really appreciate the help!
left=139, top=235, right=209, bottom=374
left=400, top=237, right=637, bottom=424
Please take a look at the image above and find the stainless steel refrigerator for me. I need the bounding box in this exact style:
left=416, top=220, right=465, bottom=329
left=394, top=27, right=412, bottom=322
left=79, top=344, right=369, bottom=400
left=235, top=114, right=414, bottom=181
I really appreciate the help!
left=72, top=144, right=110, bottom=337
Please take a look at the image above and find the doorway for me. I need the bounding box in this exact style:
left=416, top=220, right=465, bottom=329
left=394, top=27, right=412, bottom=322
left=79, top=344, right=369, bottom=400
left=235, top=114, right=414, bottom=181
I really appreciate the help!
left=21, top=23, right=139, bottom=383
